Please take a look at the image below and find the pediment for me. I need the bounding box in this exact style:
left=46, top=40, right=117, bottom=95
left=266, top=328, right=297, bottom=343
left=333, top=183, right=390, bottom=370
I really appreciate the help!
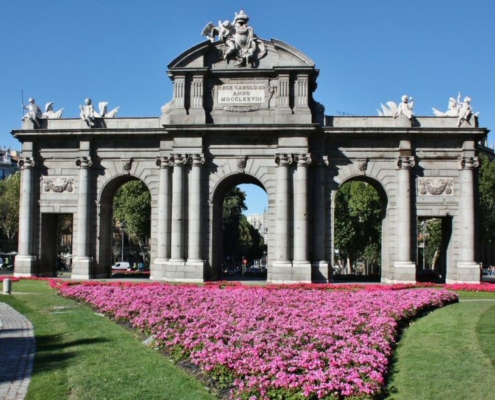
left=168, top=39, right=315, bottom=71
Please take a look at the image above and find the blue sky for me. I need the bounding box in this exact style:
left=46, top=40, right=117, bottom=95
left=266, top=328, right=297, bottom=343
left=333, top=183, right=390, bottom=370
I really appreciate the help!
left=1, top=0, right=494, bottom=214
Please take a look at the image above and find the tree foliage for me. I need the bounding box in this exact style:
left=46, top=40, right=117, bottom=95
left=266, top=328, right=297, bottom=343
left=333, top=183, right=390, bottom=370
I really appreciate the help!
left=222, top=186, right=265, bottom=265
left=419, top=218, right=442, bottom=269
left=478, top=153, right=495, bottom=245
left=113, top=180, right=151, bottom=260
left=0, top=172, right=20, bottom=246
left=334, top=181, right=382, bottom=270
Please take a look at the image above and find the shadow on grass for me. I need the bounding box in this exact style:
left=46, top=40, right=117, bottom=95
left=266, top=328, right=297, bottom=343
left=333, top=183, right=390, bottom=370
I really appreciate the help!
left=31, top=335, right=110, bottom=374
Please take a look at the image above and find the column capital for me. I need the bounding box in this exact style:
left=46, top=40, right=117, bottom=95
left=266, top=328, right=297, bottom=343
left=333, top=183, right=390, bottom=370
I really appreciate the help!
left=156, top=156, right=172, bottom=168
left=18, top=157, right=35, bottom=169
left=75, top=156, right=92, bottom=169
left=458, top=156, right=479, bottom=170
left=396, top=155, right=415, bottom=170
left=189, top=153, right=205, bottom=166
left=171, top=153, right=188, bottom=166
left=294, top=153, right=312, bottom=167
left=275, top=153, right=293, bottom=167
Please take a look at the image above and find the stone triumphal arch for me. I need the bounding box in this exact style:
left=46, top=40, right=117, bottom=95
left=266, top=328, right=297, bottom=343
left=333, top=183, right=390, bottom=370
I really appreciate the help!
left=13, top=10, right=488, bottom=283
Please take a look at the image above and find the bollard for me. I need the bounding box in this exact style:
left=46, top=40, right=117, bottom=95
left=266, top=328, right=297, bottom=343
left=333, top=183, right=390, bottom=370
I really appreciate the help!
left=3, top=278, right=12, bottom=295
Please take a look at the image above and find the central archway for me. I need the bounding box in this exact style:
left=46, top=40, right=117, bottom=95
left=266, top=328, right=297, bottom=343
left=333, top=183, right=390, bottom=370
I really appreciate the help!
left=211, top=174, right=269, bottom=281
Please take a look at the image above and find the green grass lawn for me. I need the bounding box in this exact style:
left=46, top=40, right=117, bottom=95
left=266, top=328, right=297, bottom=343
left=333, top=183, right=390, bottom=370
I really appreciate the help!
left=386, top=291, right=495, bottom=399
left=0, top=280, right=215, bottom=400
left=1, top=280, right=495, bottom=399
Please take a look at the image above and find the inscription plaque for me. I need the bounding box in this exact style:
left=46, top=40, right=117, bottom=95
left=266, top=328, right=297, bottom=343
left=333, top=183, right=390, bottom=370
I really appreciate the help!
left=218, top=84, right=265, bottom=104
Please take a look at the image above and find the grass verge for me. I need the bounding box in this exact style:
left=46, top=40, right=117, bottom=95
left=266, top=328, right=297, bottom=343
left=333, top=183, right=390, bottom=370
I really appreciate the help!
left=0, top=280, right=214, bottom=400
left=386, top=292, right=495, bottom=399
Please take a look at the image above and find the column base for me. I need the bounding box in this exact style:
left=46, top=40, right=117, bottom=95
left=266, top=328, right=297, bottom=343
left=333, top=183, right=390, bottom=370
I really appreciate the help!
left=13, top=255, right=37, bottom=277
left=150, top=258, right=168, bottom=280
left=455, top=262, right=481, bottom=283
left=311, top=261, right=331, bottom=282
left=158, top=259, right=204, bottom=282
left=270, top=261, right=312, bottom=283
left=71, top=257, right=93, bottom=280
left=392, top=261, right=416, bottom=283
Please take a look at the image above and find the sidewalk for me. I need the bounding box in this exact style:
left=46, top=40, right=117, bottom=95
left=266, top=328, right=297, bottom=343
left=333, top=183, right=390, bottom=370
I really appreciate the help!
left=0, top=302, right=35, bottom=400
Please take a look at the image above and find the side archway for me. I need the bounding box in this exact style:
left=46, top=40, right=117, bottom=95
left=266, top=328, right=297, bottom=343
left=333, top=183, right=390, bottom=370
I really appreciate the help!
left=332, top=175, right=389, bottom=281
left=95, top=174, right=153, bottom=277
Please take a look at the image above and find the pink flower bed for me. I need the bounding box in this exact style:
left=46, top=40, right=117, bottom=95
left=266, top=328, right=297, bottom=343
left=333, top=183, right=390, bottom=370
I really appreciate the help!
left=58, top=283, right=457, bottom=399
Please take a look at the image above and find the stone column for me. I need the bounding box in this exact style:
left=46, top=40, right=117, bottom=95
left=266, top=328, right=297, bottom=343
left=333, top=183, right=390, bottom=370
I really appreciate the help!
left=312, top=155, right=330, bottom=281
left=187, top=153, right=204, bottom=262
left=293, top=154, right=311, bottom=261
left=14, top=156, right=37, bottom=276
left=72, top=156, right=92, bottom=279
left=393, top=150, right=416, bottom=283
left=272, top=153, right=293, bottom=281
left=169, top=153, right=187, bottom=263
left=293, top=153, right=312, bottom=282
left=456, top=154, right=480, bottom=283
left=156, top=156, right=172, bottom=259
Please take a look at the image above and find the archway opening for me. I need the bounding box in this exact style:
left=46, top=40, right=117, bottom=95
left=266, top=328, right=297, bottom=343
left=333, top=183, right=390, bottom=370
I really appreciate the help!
left=211, top=178, right=268, bottom=281
left=416, top=217, right=451, bottom=283
left=40, top=213, right=73, bottom=276
left=333, top=179, right=385, bottom=282
left=99, top=177, right=151, bottom=278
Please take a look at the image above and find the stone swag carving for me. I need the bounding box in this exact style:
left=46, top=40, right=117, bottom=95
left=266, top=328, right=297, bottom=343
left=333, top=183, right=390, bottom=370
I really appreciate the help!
left=202, top=9, right=267, bottom=67
left=418, top=178, right=453, bottom=196
left=43, top=177, right=75, bottom=193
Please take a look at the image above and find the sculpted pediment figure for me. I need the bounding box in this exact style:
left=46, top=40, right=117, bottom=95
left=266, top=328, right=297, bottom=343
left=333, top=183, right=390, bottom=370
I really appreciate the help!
left=202, top=9, right=267, bottom=67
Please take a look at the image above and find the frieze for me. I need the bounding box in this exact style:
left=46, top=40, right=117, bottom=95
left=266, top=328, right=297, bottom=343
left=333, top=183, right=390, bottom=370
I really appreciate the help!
left=43, top=177, right=74, bottom=193
left=418, top=177, right=453, bottom=196
left=223, top=106, right=260, bottom=112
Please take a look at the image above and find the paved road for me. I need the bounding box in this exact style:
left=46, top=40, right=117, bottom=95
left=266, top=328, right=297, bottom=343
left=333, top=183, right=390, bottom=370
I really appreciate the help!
left=0, top=301, right=35, bottom=400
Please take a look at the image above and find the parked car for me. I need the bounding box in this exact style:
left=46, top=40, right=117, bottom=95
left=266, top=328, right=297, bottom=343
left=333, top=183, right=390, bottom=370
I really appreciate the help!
left=111, top=261, right=131, bottom=271
left=416, top=269, right=442, bottom=283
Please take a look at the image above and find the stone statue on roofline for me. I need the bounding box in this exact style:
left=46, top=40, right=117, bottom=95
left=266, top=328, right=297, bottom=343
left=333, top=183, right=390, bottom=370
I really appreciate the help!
left=79, top=98, right=120, bottom=127
left=80, top=98, right=96, bottom=127
left=201, top=9, right=267, bottom=67
left=377, top=95, right=414, bottom=119
left=22, top=97, right=42, bottom=128
left=42, top=102, right=64, bottom=119
left=432, top=93, right=479, bottom=127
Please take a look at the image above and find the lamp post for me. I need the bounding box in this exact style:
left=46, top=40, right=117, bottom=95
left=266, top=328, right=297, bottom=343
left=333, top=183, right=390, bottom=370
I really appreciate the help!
left=121, top=221, right=126, bottom=262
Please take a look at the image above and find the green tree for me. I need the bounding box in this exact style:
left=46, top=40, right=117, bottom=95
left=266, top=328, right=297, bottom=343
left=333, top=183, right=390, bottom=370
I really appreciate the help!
left=0, top=172, right=20, bottom=247
left=334, top=181, right=382, bottom=271
left=419, top=218, right=442, bottom=269
left=113, top=180, right=151, bottom=263
left=478, top=153, right=495, bottom=245
left=222, top=186, right=265, bottom=266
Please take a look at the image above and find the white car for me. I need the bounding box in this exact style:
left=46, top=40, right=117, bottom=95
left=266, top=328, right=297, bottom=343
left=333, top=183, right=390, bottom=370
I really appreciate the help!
left=111, top=261, right=131, bottom=271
